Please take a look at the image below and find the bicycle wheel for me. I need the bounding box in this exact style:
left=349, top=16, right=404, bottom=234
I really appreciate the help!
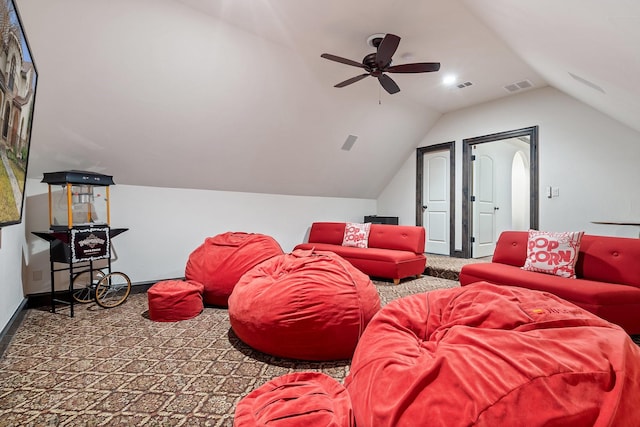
left=72, top=269, right=105, bottom=303
left=95, top=272, right=131, bottom=308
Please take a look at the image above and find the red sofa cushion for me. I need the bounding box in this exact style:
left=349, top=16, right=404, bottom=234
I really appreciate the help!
left=345, top=282, right=640, bottom=427
left=234, top=372, right=354, bottom=427
left=228, top=249, right=381, bottom=361
left=184, top=232, right=283, bottom=307
left=491, top=230, right=528, bottom=266
left=294, top=242, right=426, bottom=283
left=294, top=243, right=418, bottom=262
left=577, top=234, right=640, bottom=287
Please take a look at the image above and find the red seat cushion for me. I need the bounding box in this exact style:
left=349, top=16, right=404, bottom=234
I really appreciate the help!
left=184, top=232, right=283, bottom=307
left=234, top=372, right=354, bottom=427
left=147, top=280, right=204, bottom=322
left=345, top=282, right=640, bottom=427
left=228, top=249, right=381, bottom=361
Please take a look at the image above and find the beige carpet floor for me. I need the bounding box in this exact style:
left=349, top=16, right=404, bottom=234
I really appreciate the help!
left=0, top=276, right=459, bottom=427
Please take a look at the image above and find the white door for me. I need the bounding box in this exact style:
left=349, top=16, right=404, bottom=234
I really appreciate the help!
left=472, top=152, right=497, bottom=258
left=423, top=151, right=450, bottom=255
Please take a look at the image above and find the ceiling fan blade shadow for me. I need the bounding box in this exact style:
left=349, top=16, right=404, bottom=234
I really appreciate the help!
left=321, top=53, right=365, bottom=69
left=387, top=62, right=441, bottom=73
left=375, top=34, right=400, bottom=69
left=335, top=73, right=370, bottom=88
left=378, top=74, right=400, bottom=94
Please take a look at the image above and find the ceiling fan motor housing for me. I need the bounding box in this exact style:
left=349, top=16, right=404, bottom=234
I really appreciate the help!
left=363, top=52, right=389, bottom=73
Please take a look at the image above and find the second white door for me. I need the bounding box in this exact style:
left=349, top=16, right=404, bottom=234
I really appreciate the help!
left=423, top=151, right=450, bottom=255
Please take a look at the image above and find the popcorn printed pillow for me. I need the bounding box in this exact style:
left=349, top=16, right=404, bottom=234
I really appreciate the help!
left=342, top=222, right=371, bottom=248
left=522, top=230, right=584, bottom=278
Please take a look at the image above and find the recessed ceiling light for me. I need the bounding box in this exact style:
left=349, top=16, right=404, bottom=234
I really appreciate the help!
left=442, top=74, right=457, bottom=86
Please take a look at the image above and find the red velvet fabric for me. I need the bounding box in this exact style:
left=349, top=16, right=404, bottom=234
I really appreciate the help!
left=305, top=222, right=425, bottom=253
left=490, top=231, right=640, bottom=287
left=228, top=249, right=381, bottom=361
left=345, top=282, right=640, bottom=427
left=461, top=230, right=640, bottom=333
left=184, top=232, right=283, bottom=307
left=234, top=372, right=354, bottom=427
left=147, top=280, right=204, bottom=322
left=294, top=222, right=426, bottom=283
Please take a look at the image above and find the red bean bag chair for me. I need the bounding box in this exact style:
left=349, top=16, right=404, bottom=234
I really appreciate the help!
left=228, top=249, right=381, bottom=361
left=234, top=372, right=354, bottom=427
left=185, top=232, right=283, bottom=307
left=147, top=280, right=204, bottom=322
left=345, top=281, right=640, bottom=427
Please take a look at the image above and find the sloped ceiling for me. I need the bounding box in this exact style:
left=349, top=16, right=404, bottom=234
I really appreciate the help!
left=15, top=0, right=637, bottom=199
left=462, top=0, right=640, bottom=134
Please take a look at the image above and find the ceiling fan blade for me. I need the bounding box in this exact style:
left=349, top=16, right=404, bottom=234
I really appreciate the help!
left=335, top=73, right=370, bottom=88
left=375, top=33, right=401, bottom=69
left=386, top=62, right=441, bottom=73
left=321, top=53, right=365, bottom=69
left=378, top=74, right=400, bottom=94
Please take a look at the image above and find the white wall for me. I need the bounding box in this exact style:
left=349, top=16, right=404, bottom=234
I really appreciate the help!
left=376, top=153, right=418, bottom=225
left=378, top=86, right=640, bottom=249
left=0, top=223, right=27, bottom=333
left=24, top=180, right=376, bottom=294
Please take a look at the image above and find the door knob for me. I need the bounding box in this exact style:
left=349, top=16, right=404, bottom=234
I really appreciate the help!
left=422, top=205, right=428, bottom=211
left=494, top=206, right=500, bottom=211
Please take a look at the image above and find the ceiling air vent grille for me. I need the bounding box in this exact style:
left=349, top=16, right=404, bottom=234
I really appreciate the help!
left=504, top=79, right=534, bottom=93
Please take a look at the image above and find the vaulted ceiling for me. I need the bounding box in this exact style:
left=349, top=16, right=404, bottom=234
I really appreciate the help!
left=16, top=0, right=640, bottom=198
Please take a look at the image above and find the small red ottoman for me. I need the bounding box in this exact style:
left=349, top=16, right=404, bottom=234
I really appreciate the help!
left=185, top=232, right=283, bottom=307
left=345, top=282, right=640, bottom=427
left=147, top=280, right=204, bottom=322
left=228, top=249, right=381, bottom=361
left=234, top=372, right=354, bottom=427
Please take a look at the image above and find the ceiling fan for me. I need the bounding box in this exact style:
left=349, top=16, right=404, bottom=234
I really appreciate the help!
left=320, top=33, right=440, bottom=95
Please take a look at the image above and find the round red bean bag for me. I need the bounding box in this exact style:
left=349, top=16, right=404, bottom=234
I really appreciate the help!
left=228, top=249, right=381, bottom=361
left=345, top=281, right=640, bottom=427
left=185, top=232, right=283, bottom=307
left=147, top=280, right=204, bottom=322
left=234, top=372, right=354, bottom=427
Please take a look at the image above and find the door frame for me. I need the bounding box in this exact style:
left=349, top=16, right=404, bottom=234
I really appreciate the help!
left=462, top=126, right=539, bottom=258
left=416, top=141, right=456, bottom=256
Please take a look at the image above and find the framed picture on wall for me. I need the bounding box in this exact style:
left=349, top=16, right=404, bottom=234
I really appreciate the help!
left=0, top=0, right=37, bottom=228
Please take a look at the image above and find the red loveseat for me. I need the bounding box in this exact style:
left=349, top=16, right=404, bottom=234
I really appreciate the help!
left=460, top=231, right=640, bottom=334
left=294, top=222, right=426, bottom=284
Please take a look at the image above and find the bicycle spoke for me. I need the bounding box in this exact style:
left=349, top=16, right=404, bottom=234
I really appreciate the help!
left=95, top=272, right=131, bottom=308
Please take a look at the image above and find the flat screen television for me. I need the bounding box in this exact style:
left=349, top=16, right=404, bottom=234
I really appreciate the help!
left=0, top=0, right=37, bottom=228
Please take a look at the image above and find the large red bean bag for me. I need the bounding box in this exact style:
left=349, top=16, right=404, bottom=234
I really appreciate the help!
left=185, top=232, right=283, bottom=307
left=228, top=249, right=381, bottom=361
left=345, top=281, right=640, bottom=427
left=234, top=372, right=354, bottom=427
left=147, top=280, right=204, bottom=322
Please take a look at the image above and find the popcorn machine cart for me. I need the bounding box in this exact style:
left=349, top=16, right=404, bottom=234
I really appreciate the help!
left=32, top=170, right=130, bottom=317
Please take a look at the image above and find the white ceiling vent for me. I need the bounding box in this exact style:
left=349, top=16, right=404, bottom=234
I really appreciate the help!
left=504, top=79, right=534, bottom=93
left=456, top=81, right=473, bottom=89
left=341, top=134, right=358, bottom=151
